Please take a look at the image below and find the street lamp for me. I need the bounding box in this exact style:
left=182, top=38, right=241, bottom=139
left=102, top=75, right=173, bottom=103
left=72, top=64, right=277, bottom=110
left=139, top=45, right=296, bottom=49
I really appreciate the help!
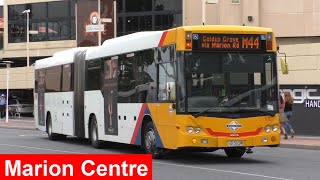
left=22, top=9, right=30, bottom=67
left=0, top=61, right=13, bottom=123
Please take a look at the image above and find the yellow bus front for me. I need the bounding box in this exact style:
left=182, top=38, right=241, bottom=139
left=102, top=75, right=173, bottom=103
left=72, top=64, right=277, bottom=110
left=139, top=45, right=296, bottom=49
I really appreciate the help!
left=152, top=26, right=280, bottom=155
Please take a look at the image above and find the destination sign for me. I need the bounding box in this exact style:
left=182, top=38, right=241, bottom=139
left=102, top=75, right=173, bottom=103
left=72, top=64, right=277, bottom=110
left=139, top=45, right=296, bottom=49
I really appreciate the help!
left=192, top=34, right=266, bottom=51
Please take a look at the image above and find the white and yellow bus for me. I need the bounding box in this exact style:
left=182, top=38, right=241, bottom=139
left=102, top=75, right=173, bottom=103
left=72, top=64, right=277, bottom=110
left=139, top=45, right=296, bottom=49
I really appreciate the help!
left=35, top=25, right=281, bottom=158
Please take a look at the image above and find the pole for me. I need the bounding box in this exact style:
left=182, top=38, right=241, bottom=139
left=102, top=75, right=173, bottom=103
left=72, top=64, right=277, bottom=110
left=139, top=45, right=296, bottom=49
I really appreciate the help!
left=98, top=0, right=101, bottom=45
left=114, top=0, right=117, bottom=38
left=5, top=64, right=9, bottom=123
left=27, top=11, right=30, bottom=67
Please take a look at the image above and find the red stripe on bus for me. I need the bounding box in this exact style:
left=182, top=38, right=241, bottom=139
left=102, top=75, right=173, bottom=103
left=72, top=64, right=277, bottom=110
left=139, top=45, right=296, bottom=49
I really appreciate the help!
left=130, top=104, right=147, bottom=144
left=205, top=127, right=263, bottom=137
left=158, top=31, right=168, bottom=47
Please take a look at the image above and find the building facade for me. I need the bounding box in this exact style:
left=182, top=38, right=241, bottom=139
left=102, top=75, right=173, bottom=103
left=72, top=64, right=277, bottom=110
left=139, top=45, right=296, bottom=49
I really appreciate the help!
left=1, top=0, right=320, bottom=135
left=0, top=4, right=3, bottom=49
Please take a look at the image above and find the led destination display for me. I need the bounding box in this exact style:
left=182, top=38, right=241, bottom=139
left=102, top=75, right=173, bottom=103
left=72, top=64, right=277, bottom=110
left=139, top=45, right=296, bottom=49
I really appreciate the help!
left=192, top=34, right=266, bottom=51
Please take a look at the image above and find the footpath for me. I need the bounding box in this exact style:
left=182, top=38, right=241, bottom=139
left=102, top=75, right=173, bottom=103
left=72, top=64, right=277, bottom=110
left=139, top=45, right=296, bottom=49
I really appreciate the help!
left=0, top=116, right=35, bottom=130
left=1, top=117, right=320, bottom=150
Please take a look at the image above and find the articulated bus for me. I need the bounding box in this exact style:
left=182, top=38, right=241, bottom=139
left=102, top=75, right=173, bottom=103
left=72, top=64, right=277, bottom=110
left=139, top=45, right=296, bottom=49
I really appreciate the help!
left=35, top=25, right=281, bottom=158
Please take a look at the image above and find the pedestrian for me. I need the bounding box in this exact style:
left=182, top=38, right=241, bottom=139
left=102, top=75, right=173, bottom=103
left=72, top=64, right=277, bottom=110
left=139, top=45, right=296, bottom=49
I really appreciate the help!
left=0, top=94, right=6, bottom=118
left=279, top=94, right=289, bottom=139
left=284, top=92, right=295, bottom=138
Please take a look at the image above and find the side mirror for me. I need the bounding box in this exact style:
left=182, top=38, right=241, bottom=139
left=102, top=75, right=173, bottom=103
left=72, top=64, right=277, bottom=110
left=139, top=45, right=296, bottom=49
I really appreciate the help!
left=280, top=57, right=289, bottom=75
left=166, top=82, right=176, bottom=102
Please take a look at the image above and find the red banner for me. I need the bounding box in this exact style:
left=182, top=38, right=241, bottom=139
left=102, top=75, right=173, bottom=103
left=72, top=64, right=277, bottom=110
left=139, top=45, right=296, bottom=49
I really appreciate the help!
left=0, top=154, right=152, bottom=179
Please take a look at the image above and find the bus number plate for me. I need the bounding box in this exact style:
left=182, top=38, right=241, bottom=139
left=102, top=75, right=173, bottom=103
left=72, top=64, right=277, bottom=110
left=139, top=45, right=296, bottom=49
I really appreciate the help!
left=228, top=140, right=244, bottom=147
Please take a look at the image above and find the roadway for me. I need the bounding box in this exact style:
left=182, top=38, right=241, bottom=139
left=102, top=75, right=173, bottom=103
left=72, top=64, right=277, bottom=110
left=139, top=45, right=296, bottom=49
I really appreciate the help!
left=0, top=128, right=319, bottom=180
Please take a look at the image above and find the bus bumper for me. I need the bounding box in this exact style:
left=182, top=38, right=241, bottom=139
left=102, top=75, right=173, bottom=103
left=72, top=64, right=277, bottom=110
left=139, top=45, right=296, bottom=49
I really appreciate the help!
left=174, top=133, right=281, bottom=149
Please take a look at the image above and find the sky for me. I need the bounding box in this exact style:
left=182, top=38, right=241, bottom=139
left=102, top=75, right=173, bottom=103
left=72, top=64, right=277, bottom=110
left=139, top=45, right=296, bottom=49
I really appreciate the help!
left=0, top=0, right=3, bottom=6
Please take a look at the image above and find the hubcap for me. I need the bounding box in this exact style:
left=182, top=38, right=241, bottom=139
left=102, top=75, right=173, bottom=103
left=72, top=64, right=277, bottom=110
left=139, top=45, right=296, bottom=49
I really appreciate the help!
left=145, top=128, right=156, bottom=152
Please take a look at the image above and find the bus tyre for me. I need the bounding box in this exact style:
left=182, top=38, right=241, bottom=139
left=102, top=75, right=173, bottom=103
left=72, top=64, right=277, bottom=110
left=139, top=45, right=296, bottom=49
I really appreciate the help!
left=143, top=121, right=162, bottom=159
left=90, top=117, right=103, bottom=149
left=47, top=114, right=65, bottom=141
left=224, top=147, right=246, bottom=158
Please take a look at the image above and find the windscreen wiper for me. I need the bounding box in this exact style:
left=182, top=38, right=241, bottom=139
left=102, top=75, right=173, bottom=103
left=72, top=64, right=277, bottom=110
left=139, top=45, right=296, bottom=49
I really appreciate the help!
left=193, top=107, right=217, bottom=118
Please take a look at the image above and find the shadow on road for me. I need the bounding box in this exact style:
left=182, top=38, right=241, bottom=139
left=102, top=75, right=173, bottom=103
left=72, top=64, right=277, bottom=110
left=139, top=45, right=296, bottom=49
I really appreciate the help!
left=160, top=152, right=271, bottom=165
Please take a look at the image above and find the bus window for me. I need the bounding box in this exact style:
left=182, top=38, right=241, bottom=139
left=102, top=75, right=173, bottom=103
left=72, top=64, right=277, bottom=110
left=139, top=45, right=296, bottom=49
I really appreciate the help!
left=86, top=60, right=101, bottom=91
left=62, top=64, right=73, bottom=92
left=137, top=49, right=157, bottom=103
left=118, top=53, right=137, bottom=103
left=158, top=62, right=176, bottom=101
left=45, top=66, right=62, bottom=92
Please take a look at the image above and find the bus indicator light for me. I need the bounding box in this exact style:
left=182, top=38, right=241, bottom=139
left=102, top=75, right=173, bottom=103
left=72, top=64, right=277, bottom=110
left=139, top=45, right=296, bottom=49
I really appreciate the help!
left=266, top=32, right=273, bottom=50
left=186, top=31, right=192, bottom=49
left=186, top=41, right=192, bottom=49
left=186, top=31, right=192, bottom=40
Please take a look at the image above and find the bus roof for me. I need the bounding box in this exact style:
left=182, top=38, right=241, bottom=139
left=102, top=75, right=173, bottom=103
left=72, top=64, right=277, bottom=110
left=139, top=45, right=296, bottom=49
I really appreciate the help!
left=86, top=31, right=164, bottom=60
left=176, top=25, right=273, bottom=34
left=35, top=47, right=91, bottom=69
left=35, top=25, right=274, bottom=69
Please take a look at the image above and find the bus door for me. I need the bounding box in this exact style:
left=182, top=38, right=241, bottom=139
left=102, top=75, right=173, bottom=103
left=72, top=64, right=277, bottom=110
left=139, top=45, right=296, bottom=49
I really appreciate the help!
left=156, top=62, right=177, bottom=148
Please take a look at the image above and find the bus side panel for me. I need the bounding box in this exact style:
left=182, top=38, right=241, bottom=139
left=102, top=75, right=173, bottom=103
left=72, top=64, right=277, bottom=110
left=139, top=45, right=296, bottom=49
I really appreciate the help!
left=84, top=90, right=146, bottom=145
left=61, top=92, right=74, bottom=136
left=84, top=90, right=102, bottom=139
left=121, top=103, right=144, bottom=144
left=149, top=103, right=178, bottom=149
left=45, top=93, right=63, bottom=134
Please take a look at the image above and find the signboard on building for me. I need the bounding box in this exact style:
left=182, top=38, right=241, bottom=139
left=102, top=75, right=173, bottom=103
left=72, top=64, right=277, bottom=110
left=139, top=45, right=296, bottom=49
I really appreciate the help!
left=77, top=0, right=114, bottom=47
left=280, top=85, right=320, bottom=136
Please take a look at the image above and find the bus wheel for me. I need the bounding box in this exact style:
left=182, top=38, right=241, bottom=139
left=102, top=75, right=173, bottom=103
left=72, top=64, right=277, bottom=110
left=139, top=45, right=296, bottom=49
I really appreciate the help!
left=90, top=116, right=103, bottom=149
left=47, top=114, right=65, bottom=141
left=143, top=121, right=162, bottom=159
left=224, top=147, right=246, bottom=158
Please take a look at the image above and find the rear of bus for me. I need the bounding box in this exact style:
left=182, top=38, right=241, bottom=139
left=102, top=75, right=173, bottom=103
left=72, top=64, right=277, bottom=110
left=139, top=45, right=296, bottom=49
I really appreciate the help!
left=165, top=26, right=280, bottom=157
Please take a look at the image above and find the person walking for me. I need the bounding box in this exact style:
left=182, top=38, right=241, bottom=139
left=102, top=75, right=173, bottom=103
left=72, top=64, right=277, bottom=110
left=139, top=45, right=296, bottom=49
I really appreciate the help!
left=284, top=92, right=295, bottom=138
left=279, top=94, right=288, bottom=139
left=0, top=94, right=6, bottom=119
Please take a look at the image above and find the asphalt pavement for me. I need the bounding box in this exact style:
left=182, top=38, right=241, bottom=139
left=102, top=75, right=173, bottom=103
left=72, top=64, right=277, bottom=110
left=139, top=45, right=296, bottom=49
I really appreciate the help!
left=1, top=116, right=320, bottom=150
left=1, top=116, right=320, bottom=179
left=0, top=128, right=320, bottom=180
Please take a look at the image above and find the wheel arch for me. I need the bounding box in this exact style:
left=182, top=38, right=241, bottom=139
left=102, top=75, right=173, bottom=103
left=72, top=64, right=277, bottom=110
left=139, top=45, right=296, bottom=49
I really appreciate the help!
left=140, top=115, right=164, bottom=148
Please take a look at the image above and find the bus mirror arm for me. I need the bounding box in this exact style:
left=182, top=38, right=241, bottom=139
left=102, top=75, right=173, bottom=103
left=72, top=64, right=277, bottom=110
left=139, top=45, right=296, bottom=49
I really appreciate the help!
left=278, top=48, right=289, bottom=75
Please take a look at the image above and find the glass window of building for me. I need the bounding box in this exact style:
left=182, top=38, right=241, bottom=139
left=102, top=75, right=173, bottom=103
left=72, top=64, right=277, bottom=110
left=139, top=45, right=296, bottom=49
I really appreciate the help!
left=8, top=1, right=76, bottom=43
left=117, top=0, right=182, bottom=36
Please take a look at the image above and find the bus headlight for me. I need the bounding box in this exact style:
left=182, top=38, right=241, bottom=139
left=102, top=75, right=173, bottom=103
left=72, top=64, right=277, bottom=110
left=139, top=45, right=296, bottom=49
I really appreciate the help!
left=272, top=125, right=279, bottom=132
left=186, top=127, right=193, bottom=134
left=195, top=128, right=201, bottom=134
left=265, top=126, right=271, bottom=133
